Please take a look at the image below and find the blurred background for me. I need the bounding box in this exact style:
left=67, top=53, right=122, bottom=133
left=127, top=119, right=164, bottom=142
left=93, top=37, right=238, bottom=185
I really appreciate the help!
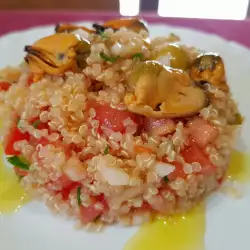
left=1, top=0, right=250, bottom=19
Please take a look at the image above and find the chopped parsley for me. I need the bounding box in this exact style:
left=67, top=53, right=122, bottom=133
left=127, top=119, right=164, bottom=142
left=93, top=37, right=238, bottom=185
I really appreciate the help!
left=132, top=53, right=144, bottom=60
left=163, top=175, right=169, bottom=183
left=7, top=156, right=30, bottom=170
left=100, top=32, right=109, bottom=39
left=32, top=120, right=41, bottom=129
left=77, top=186, right=82, bottom=206
left=100, top=52, right=119, bottom=63
left=104, top=145, right=109, bottom=155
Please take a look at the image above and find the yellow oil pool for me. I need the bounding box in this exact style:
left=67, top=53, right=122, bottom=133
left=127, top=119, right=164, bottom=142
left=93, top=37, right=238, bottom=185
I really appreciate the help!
left=125, top=150, right=250, bottom=250
left=228, top=150, right=250, bottom=183
left=125, top=204, right=205, bottom=250
left=0, top=145, right=29, bottom=214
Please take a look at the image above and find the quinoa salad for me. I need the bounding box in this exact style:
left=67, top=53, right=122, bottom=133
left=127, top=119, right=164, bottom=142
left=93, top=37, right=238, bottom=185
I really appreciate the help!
left=0, top=18, right=242, bottom=230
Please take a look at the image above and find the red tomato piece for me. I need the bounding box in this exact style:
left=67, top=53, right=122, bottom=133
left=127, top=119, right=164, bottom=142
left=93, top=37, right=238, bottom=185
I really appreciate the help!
left=30, top=136, right=49, bottom=147
left=36, top=122, right=49, bottom=130
left=53, top=175, right=79, bottom=200
left=84, top=154, right=95, bottom=160
left=140, top=201, right=152, bottom=210
left=0, top=81, right=11, bottom=91
left=95, top=194, right=108, bottom=210
left=27, top=74, right=34, bottom=86
left=80, top=204, right=103, bottom=224
left=163, top=141, right=216, bottom=180
left=88, top=101, right=141, bottom=133
left=61, top=183, right=80, bottom=200
left=187, top=117, right=218, bottom=148
left=14, top=167, right=28, bottom=177
left=181, top=142, right=216, bottom=175
left=80, top=194, right=108, bottom=224
left=30, top=118, right=49, bottom=130
left=166, top=161, right=187, bottom=181
left=4, top=126, right=30, bottom=155
left=217, top=177, right=224, bottom=185
left=69, top=143, right=82, bottom=153
left=58, top=174, right=74, bottom=188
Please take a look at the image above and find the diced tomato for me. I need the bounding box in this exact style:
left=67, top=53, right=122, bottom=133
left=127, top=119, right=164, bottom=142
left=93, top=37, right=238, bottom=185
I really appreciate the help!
left=80, top=194, right=108, bottom=224
left=61, top=182, right=80, bottom=200
left=58, top=174, right=74, bottom=188
left=143, top=117, right=175, bottom=136
left=87, top=101, right=141, bottom=133
left=166, top=161, right=187, bottom=181
left=14, top=167, right=28, bottom=177
left=163, top=141, right=216, bottom=180
left=27, top=74, right=34, bottom=86
left=0, top=81, right=11, bottom=91
left=80, top=204, right=103, bottom=224
left=181, top=141, right=216, bottom=175
left=36, top=122, right=49, bottom=130
left=140, top=201, right=152, bottom=210
left=54, top=141, right=72, bottom=158
left=69, top=143, right=82, bottom=153
left=95, top=194, right=108, bottom=209
left=30, top=117, right=49, bottom=130
left=53, top=175, right=80, bottom=200
left=132, top=201, right=152, bottom=214
left=4, top=126, right=30, bottom=155
left=30, top=136, right=49, bottom=147
left=84, top=153, right=95, bottom=160
left=217, top=177, right=224, bottom=185
left=187, top=117, right=218, bottom=148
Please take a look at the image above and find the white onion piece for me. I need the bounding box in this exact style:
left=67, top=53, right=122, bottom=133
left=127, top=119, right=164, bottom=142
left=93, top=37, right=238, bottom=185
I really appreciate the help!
left=110, top=42, right=123, bottom=56
left=154, top=162, right=175, bottom=177
left=98, top=158, right=129, bottom=186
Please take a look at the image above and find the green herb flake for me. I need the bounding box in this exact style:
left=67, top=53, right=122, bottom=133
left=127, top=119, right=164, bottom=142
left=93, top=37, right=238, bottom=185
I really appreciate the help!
left=104, top=145, right=109, bottom=155
left=17, top=118, right=21, bottom=128
left=132, top=53, right=144, bottom=60
left=32, top=120, right=41, bottom=129
left=77, top=186, right=82, bottom=206
left=7, top=156, right=30, bottom=170
left=100, top=52, right=118, bottom=63
left=100, top=32, right=109, bottom=39
left=163, top=175, right=169, bottom=183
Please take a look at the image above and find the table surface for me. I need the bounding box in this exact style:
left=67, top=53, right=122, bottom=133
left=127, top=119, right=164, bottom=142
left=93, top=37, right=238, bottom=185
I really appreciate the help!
left=0, top=11, right=250, bottom=48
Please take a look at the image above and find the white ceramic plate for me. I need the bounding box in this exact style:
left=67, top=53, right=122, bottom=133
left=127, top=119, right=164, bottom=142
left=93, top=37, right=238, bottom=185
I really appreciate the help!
left=1, top=22, right=250, bottom=250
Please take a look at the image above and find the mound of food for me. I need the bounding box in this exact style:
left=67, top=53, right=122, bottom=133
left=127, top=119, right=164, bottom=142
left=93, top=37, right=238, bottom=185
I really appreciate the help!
left=0, top=18, right=242, bottom=230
